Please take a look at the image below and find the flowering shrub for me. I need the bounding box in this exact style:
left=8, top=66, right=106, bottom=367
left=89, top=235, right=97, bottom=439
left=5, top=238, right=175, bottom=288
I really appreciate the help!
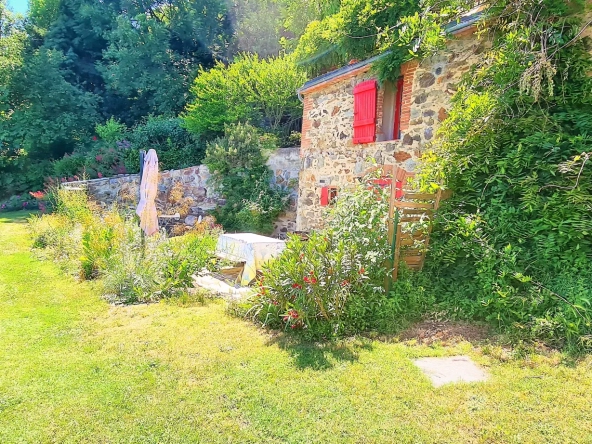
left=243, top=174, right=410, bottom=338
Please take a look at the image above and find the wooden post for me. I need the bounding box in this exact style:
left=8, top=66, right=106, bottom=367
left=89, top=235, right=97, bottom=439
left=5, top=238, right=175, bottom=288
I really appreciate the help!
left=139, top=150, right=146, bottom=251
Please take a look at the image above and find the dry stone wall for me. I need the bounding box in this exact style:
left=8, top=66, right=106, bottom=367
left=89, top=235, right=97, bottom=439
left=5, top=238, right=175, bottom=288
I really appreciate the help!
left=297, top=32, right=486, bottom=231
left=63, top=148, right=300, bottom=237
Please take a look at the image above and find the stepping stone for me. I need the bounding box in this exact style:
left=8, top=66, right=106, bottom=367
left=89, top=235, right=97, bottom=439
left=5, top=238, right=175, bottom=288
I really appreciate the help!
left=413, top=356, right=488, bottom=387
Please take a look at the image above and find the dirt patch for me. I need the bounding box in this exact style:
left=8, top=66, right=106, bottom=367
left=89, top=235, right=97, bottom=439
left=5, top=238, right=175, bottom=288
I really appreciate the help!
left=399, top=320, right=491, bottom=346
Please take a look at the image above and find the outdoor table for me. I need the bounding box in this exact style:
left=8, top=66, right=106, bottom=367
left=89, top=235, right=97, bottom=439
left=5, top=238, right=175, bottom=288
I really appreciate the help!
left=215, top=233, right=286, bottom=286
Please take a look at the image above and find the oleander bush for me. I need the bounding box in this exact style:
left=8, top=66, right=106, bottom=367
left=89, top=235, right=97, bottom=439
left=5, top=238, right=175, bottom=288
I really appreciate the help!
left=239, top=173, right=431, bottom=339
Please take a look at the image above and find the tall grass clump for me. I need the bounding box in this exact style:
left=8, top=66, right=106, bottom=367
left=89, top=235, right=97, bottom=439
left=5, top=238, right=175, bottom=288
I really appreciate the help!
left=28, top=186, right=220, bottom=303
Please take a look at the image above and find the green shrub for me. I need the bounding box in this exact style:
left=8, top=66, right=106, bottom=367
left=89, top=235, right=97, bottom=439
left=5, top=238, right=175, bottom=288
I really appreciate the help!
left=412, top=2, right=592, bottom=350
left=96, top=117, right=127, bottom=144
left=0, top=150, right=53, bottom=199
left=125, top=116, right=203, bottom=171
left=183, top=54, right=307, bottom=144
left=205, top=123, right=289, bottom=234
left=52, top=153, right=88, bottom=180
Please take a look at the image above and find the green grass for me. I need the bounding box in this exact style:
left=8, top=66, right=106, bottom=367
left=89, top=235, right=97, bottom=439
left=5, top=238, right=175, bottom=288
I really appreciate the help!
left=1, top=211, right=591, bottom=443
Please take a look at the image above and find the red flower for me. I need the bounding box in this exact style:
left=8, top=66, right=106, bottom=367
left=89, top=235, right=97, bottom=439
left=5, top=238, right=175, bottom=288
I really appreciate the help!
left=292, top=283, right=302, bottom=289
left=283, top=309, right=299, bottom=322
left=359, top=268, right=365, bottom=274
left=310, top=277, right=317, bottom=284
left=92, top=136, right=98, bottom=141
left=309, top=270, right=314, bottom=275
left=29, top=191, right=45, bottom=199
left=271, top=300, right=279, bottom=306
left=341, top=280, right=349, bottom=287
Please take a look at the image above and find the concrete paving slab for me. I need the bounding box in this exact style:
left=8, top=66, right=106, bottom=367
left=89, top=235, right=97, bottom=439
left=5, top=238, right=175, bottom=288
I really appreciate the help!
left=413, top=356, right=488, bottom=387
left=193, top=274, right=255, bottom=302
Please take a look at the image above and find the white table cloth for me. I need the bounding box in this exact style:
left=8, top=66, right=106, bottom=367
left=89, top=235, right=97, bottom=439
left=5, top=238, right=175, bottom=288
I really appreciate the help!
left=215, top=233, right=286, bottom=286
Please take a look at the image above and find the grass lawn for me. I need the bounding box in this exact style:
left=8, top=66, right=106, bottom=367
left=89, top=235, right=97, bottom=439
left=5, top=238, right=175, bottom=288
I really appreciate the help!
left=1, top=211, right=591, bottom=443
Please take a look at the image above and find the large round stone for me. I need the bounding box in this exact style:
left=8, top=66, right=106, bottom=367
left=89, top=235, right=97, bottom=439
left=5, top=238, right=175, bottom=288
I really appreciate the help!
left=419, top=73, right=436, bottom=88
left=184, top=215, right=197, bottom=226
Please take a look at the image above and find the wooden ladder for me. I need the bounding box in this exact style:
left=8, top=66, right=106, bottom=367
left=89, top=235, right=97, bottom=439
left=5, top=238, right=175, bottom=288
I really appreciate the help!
left=361, top=165, right=447, bottom=286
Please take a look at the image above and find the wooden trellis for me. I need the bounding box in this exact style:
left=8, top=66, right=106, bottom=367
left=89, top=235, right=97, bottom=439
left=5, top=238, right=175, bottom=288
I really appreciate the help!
left=361, top=165, right=448, bottom=289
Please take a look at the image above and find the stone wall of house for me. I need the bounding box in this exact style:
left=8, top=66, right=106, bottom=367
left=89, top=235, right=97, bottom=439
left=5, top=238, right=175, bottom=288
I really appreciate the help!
left=62, top=148, right=301, bottom=237
left=297, top=31, right=487, bottom=231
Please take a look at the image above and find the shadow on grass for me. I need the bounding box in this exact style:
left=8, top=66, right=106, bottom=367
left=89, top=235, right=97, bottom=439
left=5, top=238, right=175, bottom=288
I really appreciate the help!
left=266, top=333, right=374, bottom=371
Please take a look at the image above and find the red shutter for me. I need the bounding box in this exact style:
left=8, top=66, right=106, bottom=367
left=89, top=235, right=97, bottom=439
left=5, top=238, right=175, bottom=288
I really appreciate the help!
left=320, top=187, right=329, bottom=206
left=353, top=80, right=377, bottom=144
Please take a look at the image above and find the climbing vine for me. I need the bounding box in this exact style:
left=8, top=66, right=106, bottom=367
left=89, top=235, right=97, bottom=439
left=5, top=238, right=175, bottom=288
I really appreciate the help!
left=409, top=0, right=592, bottom=349
left=293, top=0, right=420, bottom=81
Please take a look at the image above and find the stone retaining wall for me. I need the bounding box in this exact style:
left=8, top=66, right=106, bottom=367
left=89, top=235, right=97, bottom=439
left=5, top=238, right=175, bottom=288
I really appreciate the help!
left=63, top=148, right=300, bottom=236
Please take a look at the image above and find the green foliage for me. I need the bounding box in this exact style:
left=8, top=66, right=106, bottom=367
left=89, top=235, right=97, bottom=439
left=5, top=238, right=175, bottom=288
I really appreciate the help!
left=2, top=47, right=100, bottom=160
left=95, top=118, right=127, bottom=144
left=101, top=225, right=219, bottom=304
left=278, top=0, right=341, bottom=43
left=0, top=0, right=236, bottom=198
left=125, top=116, right=204, bottom=171
left=204, top=123, right=289, bottom=234
left=183, top=54, right=307, bottom=143
left=229, top=0, right=284, bottom=57
left=0, top=149, right=53, bottom=199
left=242, top=174, right=427, bottom=338
left=411, top=0, right=592, bottom=350
left=293, top=0, right=420, bottom=80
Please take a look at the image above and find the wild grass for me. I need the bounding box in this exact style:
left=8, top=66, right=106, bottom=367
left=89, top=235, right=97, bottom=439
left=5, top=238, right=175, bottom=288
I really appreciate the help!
left=1, top=212, right=591, bottom=443
left=27, top=188, right=219, bottom=303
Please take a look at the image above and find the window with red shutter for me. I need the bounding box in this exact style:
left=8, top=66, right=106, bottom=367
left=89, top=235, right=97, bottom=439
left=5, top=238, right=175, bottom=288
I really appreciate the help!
left=353, top=80, right=377, bottom=144
left=382, top=77, right=405, bottom=141
left=393, top=76, right=405, bottom=140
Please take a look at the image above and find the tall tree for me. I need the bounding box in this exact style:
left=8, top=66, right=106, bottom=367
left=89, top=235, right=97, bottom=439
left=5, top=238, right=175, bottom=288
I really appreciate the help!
left=100, top=0, right=233, bottom=122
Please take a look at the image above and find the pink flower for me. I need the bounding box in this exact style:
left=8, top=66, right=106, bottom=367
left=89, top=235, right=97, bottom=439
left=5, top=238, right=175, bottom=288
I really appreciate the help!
left=97, top=172, right=103, bottom=178
left=73, top=175, right=79, bottom=180
left=22, top=202, right=28, bottom=207
left=92, top=136, right=98, bottom=141
left=60, top=177, right=66, bottom=183
left=95, top=155, right=103, bottom=162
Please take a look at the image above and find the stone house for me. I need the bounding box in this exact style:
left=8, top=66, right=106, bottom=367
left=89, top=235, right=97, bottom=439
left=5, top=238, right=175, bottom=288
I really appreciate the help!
left=295, top=15, right=486, bottom=231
